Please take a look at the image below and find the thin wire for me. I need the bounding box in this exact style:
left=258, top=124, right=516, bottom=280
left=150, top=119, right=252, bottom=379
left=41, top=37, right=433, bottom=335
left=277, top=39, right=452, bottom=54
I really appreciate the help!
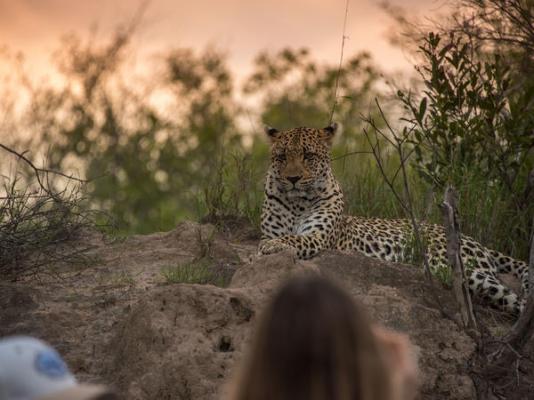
left=329, top=0, right=350, bottom=124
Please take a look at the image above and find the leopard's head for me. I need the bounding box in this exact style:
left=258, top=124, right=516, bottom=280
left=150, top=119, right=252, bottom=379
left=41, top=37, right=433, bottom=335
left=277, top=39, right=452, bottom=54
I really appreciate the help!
left=265, top=124, right=337, bottom=196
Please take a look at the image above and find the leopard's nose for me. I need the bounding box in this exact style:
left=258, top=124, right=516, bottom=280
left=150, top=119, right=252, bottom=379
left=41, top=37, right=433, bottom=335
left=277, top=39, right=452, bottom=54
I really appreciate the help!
left=287, top=176, right=302, bottom=184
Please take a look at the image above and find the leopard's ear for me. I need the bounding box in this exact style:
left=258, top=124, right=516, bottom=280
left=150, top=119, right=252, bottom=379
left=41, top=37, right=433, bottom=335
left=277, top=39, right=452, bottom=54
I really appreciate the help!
left=320, top=122, right=338, bottom=145
left=264, top=125, right=280, bottom=141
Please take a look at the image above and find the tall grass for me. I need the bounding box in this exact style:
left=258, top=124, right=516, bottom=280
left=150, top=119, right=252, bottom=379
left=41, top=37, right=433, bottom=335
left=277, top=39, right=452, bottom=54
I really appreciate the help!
left=336, top=152, right=532, bottom=260
left=199, top=148, right=268, bottom=226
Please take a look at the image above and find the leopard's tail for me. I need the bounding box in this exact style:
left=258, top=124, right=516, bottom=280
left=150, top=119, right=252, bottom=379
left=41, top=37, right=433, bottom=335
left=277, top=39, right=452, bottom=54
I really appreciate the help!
left=489, top=249, right=529, bottom=294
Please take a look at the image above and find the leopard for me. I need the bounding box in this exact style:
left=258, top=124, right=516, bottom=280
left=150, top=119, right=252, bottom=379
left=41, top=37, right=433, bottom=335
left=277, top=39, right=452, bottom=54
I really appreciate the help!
left=258, top=123, right=529, bottom=315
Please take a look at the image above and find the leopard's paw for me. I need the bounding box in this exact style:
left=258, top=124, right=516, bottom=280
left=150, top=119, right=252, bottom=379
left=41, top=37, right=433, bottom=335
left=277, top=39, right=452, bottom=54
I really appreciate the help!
left=258, top=238, right=294, bottom=256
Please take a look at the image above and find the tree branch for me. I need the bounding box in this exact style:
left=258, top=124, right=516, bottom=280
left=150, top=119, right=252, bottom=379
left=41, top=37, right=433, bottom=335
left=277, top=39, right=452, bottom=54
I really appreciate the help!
left=0, top=144, right=87, bottom=184
left=441, top=186, right=478, bottom=331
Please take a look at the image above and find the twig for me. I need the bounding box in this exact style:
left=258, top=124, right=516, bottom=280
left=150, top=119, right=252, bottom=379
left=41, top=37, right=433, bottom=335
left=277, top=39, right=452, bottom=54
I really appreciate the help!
left=329, top=0, right=350, bottom=124
left=362, top=98, right=455, bottom=322
left=0, top=147, right=107, bottom=279
left=0, top=144, right=87, bottom=183
left=331, top=150, right=373, bottom=161
left=441, top=185, right=478, bottom=331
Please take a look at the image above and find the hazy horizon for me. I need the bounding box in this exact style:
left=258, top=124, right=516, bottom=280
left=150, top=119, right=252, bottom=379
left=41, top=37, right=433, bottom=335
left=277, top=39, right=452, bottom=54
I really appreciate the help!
left=0, top=0, right=443, bottom=82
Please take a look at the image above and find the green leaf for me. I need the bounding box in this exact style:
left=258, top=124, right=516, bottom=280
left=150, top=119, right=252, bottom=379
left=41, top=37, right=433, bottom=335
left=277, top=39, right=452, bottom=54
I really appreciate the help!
left=417, top=97, right=427, bottom=123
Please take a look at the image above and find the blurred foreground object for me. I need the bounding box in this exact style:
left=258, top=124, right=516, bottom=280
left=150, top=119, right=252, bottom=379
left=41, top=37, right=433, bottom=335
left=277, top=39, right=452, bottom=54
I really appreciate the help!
left=0, top=336, right=117, bottom=400
left=227, top=275, right=418, bottom=400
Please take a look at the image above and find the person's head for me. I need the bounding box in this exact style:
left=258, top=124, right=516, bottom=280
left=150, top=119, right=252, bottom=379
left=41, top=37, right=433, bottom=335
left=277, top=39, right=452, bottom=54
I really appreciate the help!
left=230, top=275, right=395, bottom=400
left=0, top=336, right=117, bottom=400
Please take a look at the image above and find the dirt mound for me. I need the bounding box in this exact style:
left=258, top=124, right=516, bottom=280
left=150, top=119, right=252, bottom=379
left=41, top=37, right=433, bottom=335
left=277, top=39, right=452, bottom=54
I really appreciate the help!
left=0, top=221, right=528, bottom=399
left=107, top=253, right=319, bottom=399
left=105, top=250, right=475, bottom=400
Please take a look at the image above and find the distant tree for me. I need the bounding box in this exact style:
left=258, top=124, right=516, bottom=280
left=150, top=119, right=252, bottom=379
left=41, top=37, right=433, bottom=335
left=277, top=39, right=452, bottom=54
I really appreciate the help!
left=244, top=48, right=382, bottom=150
left=0, top=35, right=389, bottom=234
left=11, top=26, right=242, bottom=233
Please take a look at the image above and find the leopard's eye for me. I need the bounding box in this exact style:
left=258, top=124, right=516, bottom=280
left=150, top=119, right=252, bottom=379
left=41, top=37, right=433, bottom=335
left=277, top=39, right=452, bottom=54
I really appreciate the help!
left=303, top=152, right=316, bottom=160
left=275, top=153, right=286, bottom=162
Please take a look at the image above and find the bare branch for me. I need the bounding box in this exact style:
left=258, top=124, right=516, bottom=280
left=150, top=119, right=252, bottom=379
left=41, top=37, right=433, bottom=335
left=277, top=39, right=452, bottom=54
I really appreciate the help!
left=0, top=143, right=86, bottom=184
left=441, top=186, right=478, bottom=331
left=329, top=0, right=350, bottom=124
left=362, top=99, right=456, bottom=323
left=0, top=146, right=109, bottom=279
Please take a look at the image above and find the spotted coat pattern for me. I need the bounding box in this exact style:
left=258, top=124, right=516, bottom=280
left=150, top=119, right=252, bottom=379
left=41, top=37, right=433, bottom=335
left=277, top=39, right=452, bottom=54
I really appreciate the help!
left=259, top=125, right=529, bottom=315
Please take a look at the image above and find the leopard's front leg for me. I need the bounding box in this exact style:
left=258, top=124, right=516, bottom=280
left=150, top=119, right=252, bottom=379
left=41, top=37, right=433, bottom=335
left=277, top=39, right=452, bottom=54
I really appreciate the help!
left=259, top=232, right=326, bottom=259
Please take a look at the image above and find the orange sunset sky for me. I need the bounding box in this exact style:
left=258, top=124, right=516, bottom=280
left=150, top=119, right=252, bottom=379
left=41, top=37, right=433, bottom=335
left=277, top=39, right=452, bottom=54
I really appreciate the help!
left=0, top=0, right=443, bottom=81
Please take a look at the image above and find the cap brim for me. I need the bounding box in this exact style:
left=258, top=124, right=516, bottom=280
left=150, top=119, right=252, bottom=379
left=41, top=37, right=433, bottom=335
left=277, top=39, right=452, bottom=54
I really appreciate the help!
left=38, top=384, right=117, bottom=400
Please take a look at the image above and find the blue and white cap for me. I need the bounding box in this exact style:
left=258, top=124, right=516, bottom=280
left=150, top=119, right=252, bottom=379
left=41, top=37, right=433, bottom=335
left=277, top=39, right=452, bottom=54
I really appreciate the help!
left=0, top=336, right=116, bottom=400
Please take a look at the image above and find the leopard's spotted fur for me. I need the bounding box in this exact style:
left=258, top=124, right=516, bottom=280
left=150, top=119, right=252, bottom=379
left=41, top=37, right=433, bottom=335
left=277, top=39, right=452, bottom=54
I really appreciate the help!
left=259, top=124, right=529, bottom=314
